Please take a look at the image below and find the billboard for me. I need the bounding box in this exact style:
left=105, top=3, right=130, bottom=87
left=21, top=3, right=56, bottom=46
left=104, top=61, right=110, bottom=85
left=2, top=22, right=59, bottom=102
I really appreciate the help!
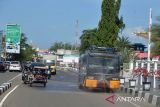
left=5, top=24, right=21, bottom=53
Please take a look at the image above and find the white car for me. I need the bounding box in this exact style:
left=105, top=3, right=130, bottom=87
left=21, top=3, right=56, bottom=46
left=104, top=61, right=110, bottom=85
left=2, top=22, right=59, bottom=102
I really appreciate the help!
left=9, top=61, right=22, bottom=72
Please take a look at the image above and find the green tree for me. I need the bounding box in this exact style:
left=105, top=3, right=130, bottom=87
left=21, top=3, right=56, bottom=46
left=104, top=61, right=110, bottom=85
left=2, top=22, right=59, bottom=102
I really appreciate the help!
left=50, top=42, right=63, bottom=51
left=64, top=43, right=72, bottom=50
left=115, top=36, right=134, bottom=63
left=151, top=17, right=160, bottom=42
left=12, top=33, right=34, bottom=61
left=50, top=42, right=78, bottom=51
left=151, top=17, right=160, bottom=56
left=115, top=36, right=130, bottom=51
left=79, top=28, right=98, bottom=52
left=96, top=0, right=125, bottom=47
left=133, top=16, right=160, bottom=56
left=152, top=43, right=160, bottom=56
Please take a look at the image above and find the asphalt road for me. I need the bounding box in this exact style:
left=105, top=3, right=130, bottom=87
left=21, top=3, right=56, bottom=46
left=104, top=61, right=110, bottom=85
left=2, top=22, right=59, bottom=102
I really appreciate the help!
left=0, top=70, right=156, bottom=107
left=0, top=71, right=20, bottom=84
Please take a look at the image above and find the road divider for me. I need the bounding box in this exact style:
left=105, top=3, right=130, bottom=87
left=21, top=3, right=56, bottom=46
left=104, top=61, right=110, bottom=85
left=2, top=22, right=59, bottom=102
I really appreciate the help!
left=120, top=85, right=160, bottom=107
left=0, top=86, right=7, bottom=92
left=0, top=88, right=3, bottom=95
left=0, top=85, right=19, bottom=107
left=0, top=82, right=12, bottom=96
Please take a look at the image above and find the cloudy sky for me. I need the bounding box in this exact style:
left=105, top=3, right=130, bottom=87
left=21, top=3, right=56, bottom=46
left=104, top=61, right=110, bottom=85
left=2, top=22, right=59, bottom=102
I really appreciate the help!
left=0, top=0, right=160, bottom=49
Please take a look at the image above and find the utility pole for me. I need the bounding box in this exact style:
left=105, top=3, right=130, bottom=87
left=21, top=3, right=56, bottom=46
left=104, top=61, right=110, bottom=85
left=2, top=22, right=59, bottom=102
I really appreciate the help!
left=75, top=20, right=79, bottom=50
left=147, top=8, right=152, bottom=73
left=147, top=8, right=155, bottom=88
left=0, top=31, right=3, bottom=61
left=148, top=8, right=152, bottom=63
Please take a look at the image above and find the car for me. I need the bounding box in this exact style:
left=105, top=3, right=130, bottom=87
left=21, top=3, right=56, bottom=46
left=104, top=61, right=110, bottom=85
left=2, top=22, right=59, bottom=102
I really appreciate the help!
left=9, top=61, right=22, bottom=72
left=0, top=61, right=7, bottom=72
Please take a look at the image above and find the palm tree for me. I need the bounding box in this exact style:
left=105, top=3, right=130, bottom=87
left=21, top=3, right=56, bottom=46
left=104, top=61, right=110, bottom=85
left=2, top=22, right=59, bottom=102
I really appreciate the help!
left=79, top=28, right=98, bottom=52
left=133, top=16, right=160, bottom=56
left=115, top=36, right=130, bottom=51
left=115, top=36, right=136, bottom=63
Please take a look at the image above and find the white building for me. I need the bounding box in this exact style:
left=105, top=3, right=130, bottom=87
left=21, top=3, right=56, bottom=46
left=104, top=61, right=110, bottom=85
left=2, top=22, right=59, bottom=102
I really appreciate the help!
left=56, top=49, right=79, bottom=67
left=63, top=54, right=79, bottom=63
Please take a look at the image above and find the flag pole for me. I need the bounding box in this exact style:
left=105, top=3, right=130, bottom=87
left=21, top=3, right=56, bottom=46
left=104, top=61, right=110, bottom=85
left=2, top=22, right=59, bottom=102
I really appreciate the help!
left=148, top=8, right=155, bottom=88
left=148, top=8, right=152, bottom=62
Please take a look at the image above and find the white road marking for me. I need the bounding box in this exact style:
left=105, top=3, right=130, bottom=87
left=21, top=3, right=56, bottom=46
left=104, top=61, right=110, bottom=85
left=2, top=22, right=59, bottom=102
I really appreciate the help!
left=117, top=94, right=141, bottom=107
left=7, top=74, right=21, bottom=82
left=0, top=85, right=19, bottom=107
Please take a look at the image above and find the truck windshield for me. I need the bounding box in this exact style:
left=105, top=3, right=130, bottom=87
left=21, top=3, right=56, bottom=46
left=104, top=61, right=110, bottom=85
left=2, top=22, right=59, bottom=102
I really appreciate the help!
left=88, top=56, right=119, bottom=73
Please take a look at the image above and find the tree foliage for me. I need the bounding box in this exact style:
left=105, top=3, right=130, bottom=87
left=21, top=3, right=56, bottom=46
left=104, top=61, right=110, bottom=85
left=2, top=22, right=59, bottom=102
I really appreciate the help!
left=115, top=36, right=130, bottom=51
left=151, top=16, right=160, bottom=56
left=152, top=42, right=160, bottom=56
left=79, top=28, right=98, bottom=52
left=12, top=33, right=34, bottom=61
left=96, top=0, right=125, bottom=47
left=115, top=36, right=135, bottom=63
left=50, top=42, right=78, bottom=51
left=79, top=0, right=125, bottom=53
left=133, top=16, right=160, bottom=56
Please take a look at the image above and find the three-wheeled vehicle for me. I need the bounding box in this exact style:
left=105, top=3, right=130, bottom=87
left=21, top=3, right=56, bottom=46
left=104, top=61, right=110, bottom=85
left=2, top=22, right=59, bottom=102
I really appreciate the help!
left=45, top=61, right=56, bottom=76
left=28, top=66, right=48, bottom=87
left=50, top=64, right=56, bottom=75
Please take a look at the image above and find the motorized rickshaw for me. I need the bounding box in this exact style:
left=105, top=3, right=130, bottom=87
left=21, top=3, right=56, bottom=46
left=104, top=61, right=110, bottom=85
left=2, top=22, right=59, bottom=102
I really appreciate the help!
left=28, top=66, right=48, bottom=87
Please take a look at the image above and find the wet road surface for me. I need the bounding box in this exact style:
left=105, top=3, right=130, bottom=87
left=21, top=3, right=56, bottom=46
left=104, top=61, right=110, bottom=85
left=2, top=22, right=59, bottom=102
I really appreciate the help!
left=0, top=70, right=156, bottom=107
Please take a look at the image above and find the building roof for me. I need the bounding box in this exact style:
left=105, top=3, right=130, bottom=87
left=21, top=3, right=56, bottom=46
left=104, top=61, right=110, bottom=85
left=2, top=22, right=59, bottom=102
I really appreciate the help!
left=135, top=52, right=148, bottom=59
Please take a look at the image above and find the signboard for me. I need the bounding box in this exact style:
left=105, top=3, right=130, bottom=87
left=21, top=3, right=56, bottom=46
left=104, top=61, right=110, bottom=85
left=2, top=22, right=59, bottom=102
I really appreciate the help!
left=5, top=24, right=21, bottom=53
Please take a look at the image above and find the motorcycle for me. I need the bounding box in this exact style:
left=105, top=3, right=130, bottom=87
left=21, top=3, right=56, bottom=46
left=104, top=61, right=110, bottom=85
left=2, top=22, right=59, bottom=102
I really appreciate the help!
left=22, top=71, right=30, bottom=84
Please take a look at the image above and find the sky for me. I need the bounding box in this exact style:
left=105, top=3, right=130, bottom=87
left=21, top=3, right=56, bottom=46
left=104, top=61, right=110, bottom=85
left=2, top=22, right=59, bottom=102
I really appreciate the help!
left=0, top=0, right=160, bottom=49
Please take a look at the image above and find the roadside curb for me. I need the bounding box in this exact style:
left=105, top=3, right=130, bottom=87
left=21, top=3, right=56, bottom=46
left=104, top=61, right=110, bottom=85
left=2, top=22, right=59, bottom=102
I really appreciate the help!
left=120, top=86, right=160, bottom=107
left=0, top=82, right=12, bottom=95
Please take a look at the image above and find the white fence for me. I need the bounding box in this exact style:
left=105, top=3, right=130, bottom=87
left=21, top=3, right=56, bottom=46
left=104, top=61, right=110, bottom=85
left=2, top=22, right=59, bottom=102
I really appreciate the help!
left=124, top=60, right=160, bottom=89
left=129, top=60, right=160, bottom=72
